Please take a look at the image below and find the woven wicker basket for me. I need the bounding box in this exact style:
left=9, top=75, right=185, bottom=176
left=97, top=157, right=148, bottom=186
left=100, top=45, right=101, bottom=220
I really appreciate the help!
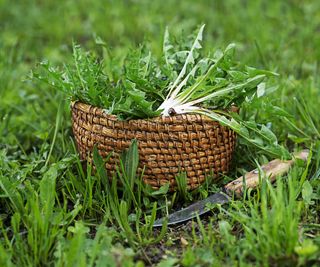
left=71, top=101, right=236, bottom=190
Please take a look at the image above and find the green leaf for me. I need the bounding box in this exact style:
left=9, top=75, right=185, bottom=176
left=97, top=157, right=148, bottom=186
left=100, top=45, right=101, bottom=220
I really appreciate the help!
left=120, top=139, right=139, bottom=183
left=163, top=27, right=174, bottom=66
left=127, top=90, right=158, bottom=117
left=260, top=125, right=277, bottom=144
left=302, top=181, right=313, bottom=205
left=166, top=24, right=205, bottom=97
left=151, top=183, right=170, bottom=196
left=295, top=239, right=318, bottom=257
left=257, top=82, right=265, bottom=97
left=196, top=109, right=291, bottom=159
left=0, top=176, right=25, bottom=217
left=40, top=165, right=58, bottom=217
left=93, top=146, right=110, bottom=191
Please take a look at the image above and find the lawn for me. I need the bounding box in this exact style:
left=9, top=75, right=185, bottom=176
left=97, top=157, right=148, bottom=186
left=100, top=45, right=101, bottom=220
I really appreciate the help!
left=0, top=0, right=320, bottom=266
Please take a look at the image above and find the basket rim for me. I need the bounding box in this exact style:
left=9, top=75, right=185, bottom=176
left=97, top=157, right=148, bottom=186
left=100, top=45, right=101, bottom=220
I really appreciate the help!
left=71, top=100, right=238, bottom=124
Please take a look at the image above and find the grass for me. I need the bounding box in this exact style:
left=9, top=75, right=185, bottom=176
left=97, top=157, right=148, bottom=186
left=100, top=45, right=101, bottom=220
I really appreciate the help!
left=0, top=0, right=320, bottom=266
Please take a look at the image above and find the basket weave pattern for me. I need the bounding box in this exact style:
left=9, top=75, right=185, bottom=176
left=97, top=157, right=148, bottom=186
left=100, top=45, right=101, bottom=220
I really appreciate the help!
left=71, top=102, right=236, bottom=190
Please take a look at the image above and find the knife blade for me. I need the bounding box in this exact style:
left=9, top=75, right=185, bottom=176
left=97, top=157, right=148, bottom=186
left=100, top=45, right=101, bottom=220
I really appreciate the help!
left=153, top=149, right=309, bottom=227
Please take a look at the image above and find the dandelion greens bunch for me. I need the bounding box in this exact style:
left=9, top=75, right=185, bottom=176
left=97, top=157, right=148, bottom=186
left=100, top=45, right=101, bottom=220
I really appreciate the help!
left=32, top=25, right=290, bottom=158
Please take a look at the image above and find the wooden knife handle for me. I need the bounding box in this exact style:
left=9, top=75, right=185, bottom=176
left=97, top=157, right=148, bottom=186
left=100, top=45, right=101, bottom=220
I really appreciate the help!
left=224, top=150, right=309, bottom=197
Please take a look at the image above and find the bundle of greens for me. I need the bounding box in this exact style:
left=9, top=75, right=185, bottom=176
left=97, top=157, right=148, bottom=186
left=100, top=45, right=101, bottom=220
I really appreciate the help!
left=32, top=25, right=290, bottom=158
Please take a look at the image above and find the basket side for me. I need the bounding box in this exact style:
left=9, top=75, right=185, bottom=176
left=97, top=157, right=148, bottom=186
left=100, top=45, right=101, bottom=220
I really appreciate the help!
left=71, top=102, right=236, bottom=190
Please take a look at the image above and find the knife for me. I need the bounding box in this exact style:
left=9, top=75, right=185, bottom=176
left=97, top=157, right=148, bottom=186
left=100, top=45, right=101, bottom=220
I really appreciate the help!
left=153, top=150, right=309, bottom=227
